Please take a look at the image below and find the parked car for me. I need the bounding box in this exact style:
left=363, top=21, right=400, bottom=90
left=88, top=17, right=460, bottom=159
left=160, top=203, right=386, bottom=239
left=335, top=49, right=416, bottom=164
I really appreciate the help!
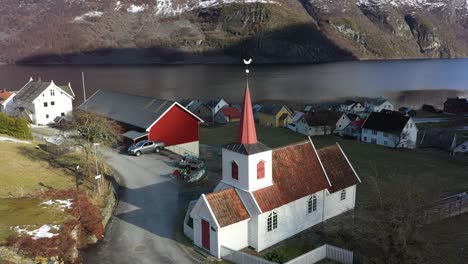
left=178, top=154, right=205, bottom=169
left=127, top=140, right=165, bottom=156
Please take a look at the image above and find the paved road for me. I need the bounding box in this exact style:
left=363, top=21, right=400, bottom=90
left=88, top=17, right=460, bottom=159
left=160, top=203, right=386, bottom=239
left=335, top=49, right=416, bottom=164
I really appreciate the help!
left=413, top=117, right=451, bottom=123
left=83, top=149, right=194, bottom=264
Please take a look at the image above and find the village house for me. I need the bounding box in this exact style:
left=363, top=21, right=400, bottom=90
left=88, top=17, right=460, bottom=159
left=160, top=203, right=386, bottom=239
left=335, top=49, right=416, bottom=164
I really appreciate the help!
left=0, top=89, right=15, bottom=115
left=215, top=107, right=241, bottom=124
left=206, top=98, right=229, bottom=115
left=79, top=90, right=204, bottom=155
left=339, top=100, right=365, bottom=114
left=258, top=104, right=292, bottom=127
left=361, top=111, right=418, bottom=149
left=399, top=107, right=417, bottom=117
left=419, top=130, right=468, bottom=156
left=294, top=111, right=341, bottom=136
left=285, top=111, right=305, bottom=132
left=335, top=113, right=360, bottom=136
left=252, top=104, right=263, bottom=122
left=364, top=98, right=394, bottom=113
left=342, top=119, right=364, bottom=139
left=184, top=100, right=213, bottom=123
left=444, top=97, right=468, bottom=114
left=12, top=79, right=75, bottom=126
left=187, top=83, right=361, bottom=259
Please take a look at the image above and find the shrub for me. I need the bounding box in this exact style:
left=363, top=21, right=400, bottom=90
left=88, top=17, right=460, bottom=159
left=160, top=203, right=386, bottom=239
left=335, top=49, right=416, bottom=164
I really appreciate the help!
left=7, top=189, right=104, bottom=263
left=265, top=250, right=287, bottom=264
left=0, top=112, right=33, bottom=139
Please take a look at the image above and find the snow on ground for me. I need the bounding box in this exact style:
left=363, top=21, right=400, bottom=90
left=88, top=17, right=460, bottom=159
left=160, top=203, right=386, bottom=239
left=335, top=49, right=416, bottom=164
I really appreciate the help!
left=41, top=199, right=73, bottom=211
left=13, top=225, right=60, bottom=239
left=0, top=136, right=31, bottom=144
left=156, top=0, right=279, bottom=16
left=127, top=4, right=147, bottom=13
left=73, top=11, right=104, bottom=21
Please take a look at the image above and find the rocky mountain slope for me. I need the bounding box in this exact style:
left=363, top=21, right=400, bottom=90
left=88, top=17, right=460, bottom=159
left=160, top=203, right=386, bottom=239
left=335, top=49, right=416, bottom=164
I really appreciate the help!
left=2, top=0, right=468, bottom=64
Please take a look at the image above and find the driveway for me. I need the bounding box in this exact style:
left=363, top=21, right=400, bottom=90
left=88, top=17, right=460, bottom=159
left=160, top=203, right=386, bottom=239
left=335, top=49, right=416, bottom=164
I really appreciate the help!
left=83, top=149, right=195, bottom=264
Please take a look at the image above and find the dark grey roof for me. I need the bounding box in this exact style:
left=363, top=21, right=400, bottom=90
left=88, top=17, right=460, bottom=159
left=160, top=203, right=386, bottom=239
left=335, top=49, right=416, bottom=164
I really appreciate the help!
left=362, top=111, right=409, bottom=134
left=187, top=101, right=206, bottom=112
left=15, top=81, right=74, bottom=103
left=206, top=98, right=224, bottom=108
left=223, top=142, right=271, bottom=155
left=259, top=104, right=289, bottom=115
left=346, top=113, right=358, bottom=121
left=366, top=98, right=387, bottom=106
left=121, top=130, right=149, bottom=140
left=79, top=90, right=176, bottom=130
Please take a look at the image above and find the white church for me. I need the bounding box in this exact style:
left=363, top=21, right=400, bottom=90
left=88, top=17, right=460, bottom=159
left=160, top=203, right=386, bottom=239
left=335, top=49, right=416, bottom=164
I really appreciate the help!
left=187, top=69, right=361, bottom=259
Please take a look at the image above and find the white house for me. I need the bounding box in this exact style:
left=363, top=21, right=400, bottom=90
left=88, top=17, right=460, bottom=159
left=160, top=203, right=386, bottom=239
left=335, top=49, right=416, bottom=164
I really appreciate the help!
left=13, top=79, right=75, bottom=125
left=335, top=113, right=359, bottom=136
left=206, top=98, right=229, bottom=115
left=340, top=100, right=365, bottom=114
left=187, top=82, right=361, bottom=259
left=365, top=98, right=394, bottom=113
left=452, top=133, right=468, bottom=155
left=295, top=111, right=341, bottom=136
left=0, top=89, right=16, bottom=115
left=361, top=111, right=418, bottom=149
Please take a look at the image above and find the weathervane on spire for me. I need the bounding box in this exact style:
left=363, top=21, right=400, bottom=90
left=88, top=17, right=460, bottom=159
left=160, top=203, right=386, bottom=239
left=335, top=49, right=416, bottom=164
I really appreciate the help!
left=243, top=58, right=252, bottom=84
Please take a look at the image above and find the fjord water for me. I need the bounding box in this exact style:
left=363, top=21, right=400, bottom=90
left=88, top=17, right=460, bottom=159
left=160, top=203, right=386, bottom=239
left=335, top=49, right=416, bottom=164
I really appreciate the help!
left=1, top=59, right=467, bottom=105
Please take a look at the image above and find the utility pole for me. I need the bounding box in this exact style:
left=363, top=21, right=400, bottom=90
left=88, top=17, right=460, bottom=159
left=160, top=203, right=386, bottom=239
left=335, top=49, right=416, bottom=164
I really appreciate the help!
left=82, top=72, right=87, bottom=103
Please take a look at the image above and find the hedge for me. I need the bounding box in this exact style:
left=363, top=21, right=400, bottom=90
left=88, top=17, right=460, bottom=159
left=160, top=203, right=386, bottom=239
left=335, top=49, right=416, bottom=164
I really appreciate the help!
left=0, top=113, right=33, bottom=140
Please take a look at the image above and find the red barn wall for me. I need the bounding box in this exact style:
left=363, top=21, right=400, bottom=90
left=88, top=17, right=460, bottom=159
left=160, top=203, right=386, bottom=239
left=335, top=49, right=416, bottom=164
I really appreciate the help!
left=148, top=105, right=199, bottom=146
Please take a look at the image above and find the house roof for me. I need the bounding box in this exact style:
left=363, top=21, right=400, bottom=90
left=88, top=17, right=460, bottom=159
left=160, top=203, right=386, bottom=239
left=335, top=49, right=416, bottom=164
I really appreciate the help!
left=186, top=100, right=208, bottom=113
left=362, top=111, right=410, bottom=134
left=301, top=111, right=342, bottom=126
left=221, top=107, right=241, bottom=118
left=343, top=100, right=359, bottom=106
left=79, top=90, right=202, bottom=130
left=279, top=113, right=290, bottom=122
left=252, top=142, right=325, bottom=212
left=346, top=113, right=359, bottom=121
left=15, top=81, right=74, bottom=102
left=259, top=104, right=289, bottom=115
left=121, top=130, right=149, bottom=140
left=205, top=188, right=250, bottom=227
left=351, top=119, right=365, bottom=128
left=444, top=98, right=468, bottom=107
left=206, top=98, right=225, bottom=108
left=0, top=91, right=14, bottom=104
left=293, top=112, right=305, bottom=123
left=317, top=145, right=360, bottom=193
left=223, top=142, right=271, bottom=155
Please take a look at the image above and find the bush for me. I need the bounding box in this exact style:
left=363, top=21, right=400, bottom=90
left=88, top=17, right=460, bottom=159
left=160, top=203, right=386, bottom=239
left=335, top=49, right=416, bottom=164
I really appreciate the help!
left=0, top=113, right=32, bottom=139
left=6, top=189, right=104, bottom=263
left=265, top=250, right=287, bottom=264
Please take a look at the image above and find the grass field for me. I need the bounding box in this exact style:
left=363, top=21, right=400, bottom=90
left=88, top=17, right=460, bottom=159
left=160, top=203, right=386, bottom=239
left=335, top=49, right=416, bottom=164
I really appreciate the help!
left=0, top=198, right=68, bottom=244
left=200, top=124, right=468, bottom=262
left=0, top=141, right=74, bottom=198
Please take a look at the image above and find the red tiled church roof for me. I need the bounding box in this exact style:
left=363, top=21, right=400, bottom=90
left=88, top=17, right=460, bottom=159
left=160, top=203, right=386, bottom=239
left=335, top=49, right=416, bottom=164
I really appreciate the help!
left=205, top=188, right=250, bottom=227
left=317, top=145, right=360, bottom=193
left=253, top=141, right=330, bottom=212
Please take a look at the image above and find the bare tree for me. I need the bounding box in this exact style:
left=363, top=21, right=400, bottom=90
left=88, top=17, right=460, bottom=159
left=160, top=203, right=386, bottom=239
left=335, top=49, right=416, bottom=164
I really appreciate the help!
left=392, top=130, right=412, bottom=148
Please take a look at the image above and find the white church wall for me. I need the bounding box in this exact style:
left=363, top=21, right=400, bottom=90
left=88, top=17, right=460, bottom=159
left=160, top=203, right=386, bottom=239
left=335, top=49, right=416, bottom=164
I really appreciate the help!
left=248, top=215, right=259, bottom=249
left=323, top=185, right=356, bottom=221
left=222, top=149, right=249, bottom=190
left=191, top=198, right=220, bottom=258
left=247, top=151, right=273, bottom=191
left=256, top=190, right=325, bottom=251
left=218, top=219, right=250, bottom=257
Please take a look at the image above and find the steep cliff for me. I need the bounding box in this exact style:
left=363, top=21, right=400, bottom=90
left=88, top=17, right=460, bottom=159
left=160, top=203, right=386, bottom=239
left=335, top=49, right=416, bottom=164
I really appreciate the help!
left=1, top=0, right=468, bottom=64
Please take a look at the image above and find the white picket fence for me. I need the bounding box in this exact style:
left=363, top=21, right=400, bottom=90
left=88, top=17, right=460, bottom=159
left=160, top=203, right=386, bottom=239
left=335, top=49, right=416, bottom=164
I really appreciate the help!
left=222, top=244, right=353, bottom=264
left=221, top=246, right=276, bottom=264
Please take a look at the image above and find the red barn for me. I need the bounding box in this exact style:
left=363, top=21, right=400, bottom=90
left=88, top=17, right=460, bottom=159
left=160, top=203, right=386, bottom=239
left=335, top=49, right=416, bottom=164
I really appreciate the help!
left=79, top=90, right=203, bottom=155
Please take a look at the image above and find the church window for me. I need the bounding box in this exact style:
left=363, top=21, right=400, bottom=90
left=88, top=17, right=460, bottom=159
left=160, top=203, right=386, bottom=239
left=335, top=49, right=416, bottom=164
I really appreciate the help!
left=308, top=195, right=317, bottom=213
left=231, top=161, right=238, bottom=180
left=257, top=161, right=265, bottom=179
left=267, top=212, right=277, bottom=232
left=340, top=189, right=346, bottom=201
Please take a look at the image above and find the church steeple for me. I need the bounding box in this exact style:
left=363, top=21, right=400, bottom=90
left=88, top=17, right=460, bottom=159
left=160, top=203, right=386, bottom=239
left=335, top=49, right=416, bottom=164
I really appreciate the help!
left=237, top=60, right=257, bottom=144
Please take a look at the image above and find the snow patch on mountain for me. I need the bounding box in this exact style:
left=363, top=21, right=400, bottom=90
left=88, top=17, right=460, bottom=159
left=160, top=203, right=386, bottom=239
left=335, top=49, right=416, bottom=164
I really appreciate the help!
left=127, top=4, right=147, bottom=13
left=356, top=0, right=448, bottom=10
left=74, top=11, right=103, bottom=21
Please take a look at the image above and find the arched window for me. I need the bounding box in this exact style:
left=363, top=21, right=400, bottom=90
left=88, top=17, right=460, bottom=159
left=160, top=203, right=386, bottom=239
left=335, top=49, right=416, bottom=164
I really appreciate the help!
left=308, top=195, right=317, bottom=213
left=231, top=161, right=238, bottom=180
left=340, top=189, right=346, bottom=201
left=267, top=212, right=278, bottom=232
left=257, top=161, right=265, bottom=179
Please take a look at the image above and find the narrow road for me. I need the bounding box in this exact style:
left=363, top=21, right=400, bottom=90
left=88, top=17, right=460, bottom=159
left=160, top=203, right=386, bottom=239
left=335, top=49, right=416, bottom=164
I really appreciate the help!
left=83, top=149, right=194, bottom=264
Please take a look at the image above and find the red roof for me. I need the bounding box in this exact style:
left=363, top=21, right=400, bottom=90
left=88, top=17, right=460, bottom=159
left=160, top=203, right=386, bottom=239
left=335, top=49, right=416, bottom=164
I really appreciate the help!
left=205, top=188, right=250, bottom=227
left=317, top=145, right=360, bottom=193
left=0, top=91, right=14, bottom=103
left=351, top=119, right=365, bottom=128
left=221, top=107, right=241, bottom=118
left=237, top=85, right=258, bottom=144
left=253, top=141, right=360, bottom=212
left=253, top=141, right=330, bottom=212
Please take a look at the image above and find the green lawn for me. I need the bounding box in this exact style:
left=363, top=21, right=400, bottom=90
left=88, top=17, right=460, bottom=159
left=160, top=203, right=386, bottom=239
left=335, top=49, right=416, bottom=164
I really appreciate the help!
left=0, top=198, right=68, bottom=244
left=200, top=123, right=307, bottom=147
left=0, top=141, right=74, bottom=198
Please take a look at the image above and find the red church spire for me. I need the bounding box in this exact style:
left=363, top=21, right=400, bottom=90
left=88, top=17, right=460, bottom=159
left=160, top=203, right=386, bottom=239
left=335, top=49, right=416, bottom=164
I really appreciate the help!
left=237, top=60, right=258, bottom=144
